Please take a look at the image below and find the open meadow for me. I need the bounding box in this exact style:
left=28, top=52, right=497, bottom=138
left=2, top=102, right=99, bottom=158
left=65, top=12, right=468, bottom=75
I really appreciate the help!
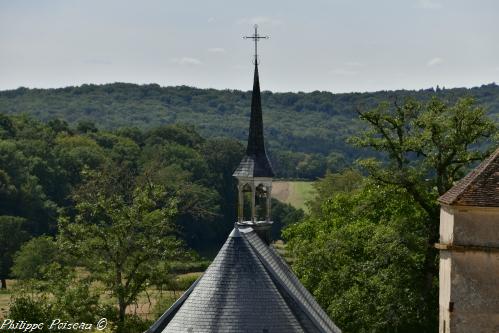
left=271, top=181, right=315, bottom=212
left=0, top=273, right=203, bottom=321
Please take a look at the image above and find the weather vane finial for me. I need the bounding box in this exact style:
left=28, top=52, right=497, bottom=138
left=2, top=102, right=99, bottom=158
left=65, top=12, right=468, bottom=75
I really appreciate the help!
left=243, top=24, right=269, bottom=65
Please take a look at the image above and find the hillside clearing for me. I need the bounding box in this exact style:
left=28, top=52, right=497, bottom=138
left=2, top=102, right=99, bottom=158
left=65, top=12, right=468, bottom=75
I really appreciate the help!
left=272, top=181, right=315, bottom=212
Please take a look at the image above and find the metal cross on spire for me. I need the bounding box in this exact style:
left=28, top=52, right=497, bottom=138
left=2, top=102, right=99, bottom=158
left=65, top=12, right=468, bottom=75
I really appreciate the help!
left=243, top=24, right=269, bottom=65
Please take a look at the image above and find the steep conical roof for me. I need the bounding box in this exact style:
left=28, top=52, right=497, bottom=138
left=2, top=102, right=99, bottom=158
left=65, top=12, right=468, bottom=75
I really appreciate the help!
left=233, top=64, right=274, bottom=178
left=147, top=227, right=341, bottom=333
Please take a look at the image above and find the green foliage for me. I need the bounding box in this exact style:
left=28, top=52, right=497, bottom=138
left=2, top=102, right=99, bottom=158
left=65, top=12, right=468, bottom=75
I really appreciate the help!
left=350, top=97, right=497, bottom=322
left=58, top=165, right=185, bottom=329
left=308, top=169, right=363, bottom=215
left=271, top=199, right=305, bottom=239
left=351, top=97, right=497, bottom=218
left=0, top=110, right=302, bottom=329
left=0, top=113, right=245, bottom=257
left=284, top=182, right=434, bottom=332
left=8, top=294, right=54, bottom=332
left=1, top=87, right=497, bottom=331
left=0, top=216, right=28, bottom=288
left=151, top=293, right=178, bottom=318
left=9, top=263, right=112, bottom=332
left=167, top=260, right=211, bottom=275
left=0, top=117, right=61, bottom=235
left=3, top=83, right=499, bottom=178
left=173, top=273, right=202, bottom=291
left=285, top=96, right=497, bottom=332
left=11, top=236, right=58, bottom=280
left=118, top=315, right=152, bottom=333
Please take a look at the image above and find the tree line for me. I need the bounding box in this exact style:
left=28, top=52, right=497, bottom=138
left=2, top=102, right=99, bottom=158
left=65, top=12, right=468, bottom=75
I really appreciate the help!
left=1, top=82, right=498, bottom=179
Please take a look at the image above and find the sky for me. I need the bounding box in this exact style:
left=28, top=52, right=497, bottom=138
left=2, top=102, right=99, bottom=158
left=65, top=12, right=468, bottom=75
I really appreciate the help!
left=0, top=0, right=498, bottom=93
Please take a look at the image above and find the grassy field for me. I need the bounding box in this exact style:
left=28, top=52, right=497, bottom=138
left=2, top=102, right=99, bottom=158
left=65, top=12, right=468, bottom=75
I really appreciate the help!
left=0, top=273, right=203, bottom=321
left=271, top=181, right=315, bottom=212
left=0, top=280, right=16, bottom=319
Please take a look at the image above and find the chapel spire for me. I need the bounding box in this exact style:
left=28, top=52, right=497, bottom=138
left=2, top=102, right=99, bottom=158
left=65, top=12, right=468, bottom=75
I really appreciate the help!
left=245, top=24, right=268, bottom=159
left=232, top=25, right=274, bottom=244
left=233, top=24, right=274, bottom=178
left=246, top=62, right=265, bottom=157
left=148, top=25, right=341, bottom=333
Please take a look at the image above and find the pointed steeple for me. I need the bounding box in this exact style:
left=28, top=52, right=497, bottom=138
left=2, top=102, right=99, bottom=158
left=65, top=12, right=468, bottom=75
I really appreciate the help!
left=234, top=62, right=274, bottom=178
left=247, top=63, right=265, bottom=156
left=233, top=24, right=274, bottom=179
left=233, top=25, right=274, bottom=243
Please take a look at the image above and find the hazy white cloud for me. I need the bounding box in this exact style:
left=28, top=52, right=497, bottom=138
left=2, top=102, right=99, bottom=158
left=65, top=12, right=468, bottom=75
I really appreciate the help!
left=237, top=16, right=283, bottom=27
left=427, top=57, right=444, bottom=67
left=330, top=62, right=364, bottom=76
left=330, top=68, right=358, bottom=76
left=208, top=47, right=225, bottom=53
left=207, top=17, right=215, bottom=23
left=344, top=61, right=365, bottom=67
left=83, top=58, right=112, bottom=65
left=416, top=0, right=443, bottom=9
left=171, top=57, right=202, bottom=66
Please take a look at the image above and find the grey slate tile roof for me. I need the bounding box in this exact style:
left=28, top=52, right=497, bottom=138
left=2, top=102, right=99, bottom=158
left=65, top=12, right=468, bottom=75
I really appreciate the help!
left=232, top=155, right=274, bottom=179
left=438, top=147, right=499, bottom=207
left=147, top=227, right=341, bottom=333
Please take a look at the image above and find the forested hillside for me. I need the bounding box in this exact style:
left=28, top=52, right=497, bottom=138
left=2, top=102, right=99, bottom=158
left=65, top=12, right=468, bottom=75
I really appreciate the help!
left=0, top=114, right=304, bottom=329
left=1, top=93, right=496, bottom=331
left=0, top=115, right=300, bottom=255
left=1, top=82, right=498, bottom=178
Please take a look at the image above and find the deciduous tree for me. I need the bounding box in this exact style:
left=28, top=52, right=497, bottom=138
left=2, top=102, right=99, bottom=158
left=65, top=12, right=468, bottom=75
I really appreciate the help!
left=285, top=97, right=497, bottom=332
left=59, top=165, right=185, bottom=331
left=351, top=96, right=496, bottom=306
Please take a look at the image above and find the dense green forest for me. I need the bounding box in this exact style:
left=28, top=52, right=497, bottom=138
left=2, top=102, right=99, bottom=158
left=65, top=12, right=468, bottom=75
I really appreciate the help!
left=0, top=114, right=300, bottom=272
left=0, top=113, right=304, bottom=331
left=1, top=82, right=498, bottom=178
left=1, top=92, right=497, bottom=332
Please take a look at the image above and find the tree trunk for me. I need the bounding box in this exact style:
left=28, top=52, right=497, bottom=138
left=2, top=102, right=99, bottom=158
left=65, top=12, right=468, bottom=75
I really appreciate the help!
left=118, top=300, right=126, bottom=333
left=1, top=278, right=6, bottom=289
left=116, top=267, right=126, bottom=333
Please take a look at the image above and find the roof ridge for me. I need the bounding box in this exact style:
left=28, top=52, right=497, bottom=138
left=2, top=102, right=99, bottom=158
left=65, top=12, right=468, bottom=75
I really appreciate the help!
left=243, top=231, right=342, bottom=333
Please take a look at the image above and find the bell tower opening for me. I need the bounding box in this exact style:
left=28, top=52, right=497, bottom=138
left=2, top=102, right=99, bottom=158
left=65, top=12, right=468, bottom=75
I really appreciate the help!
left=237, top=180, right=273, bottom=223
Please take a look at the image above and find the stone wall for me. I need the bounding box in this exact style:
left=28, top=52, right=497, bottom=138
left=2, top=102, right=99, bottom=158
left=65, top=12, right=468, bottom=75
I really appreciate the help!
left=439, top=205, right=499, bottom=333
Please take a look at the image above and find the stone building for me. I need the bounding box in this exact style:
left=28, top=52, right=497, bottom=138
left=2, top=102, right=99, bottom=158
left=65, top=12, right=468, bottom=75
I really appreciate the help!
left=437, top=148, right=499, bottom=333
left=146, top=27, right=341, bottom=333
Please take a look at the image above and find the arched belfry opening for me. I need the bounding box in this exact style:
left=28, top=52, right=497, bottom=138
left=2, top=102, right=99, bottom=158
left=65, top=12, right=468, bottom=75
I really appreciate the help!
left=237, top=181, right=272, bottom=223
left=255, top=183, right=272, bottom=221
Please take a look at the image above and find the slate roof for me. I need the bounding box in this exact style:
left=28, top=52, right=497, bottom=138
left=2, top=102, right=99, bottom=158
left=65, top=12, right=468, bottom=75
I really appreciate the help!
left=233, top=64, right=274, bottom=178
left=147, top=227, right=341, bottom=333
left=438, top=147, right=499, bottom=207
